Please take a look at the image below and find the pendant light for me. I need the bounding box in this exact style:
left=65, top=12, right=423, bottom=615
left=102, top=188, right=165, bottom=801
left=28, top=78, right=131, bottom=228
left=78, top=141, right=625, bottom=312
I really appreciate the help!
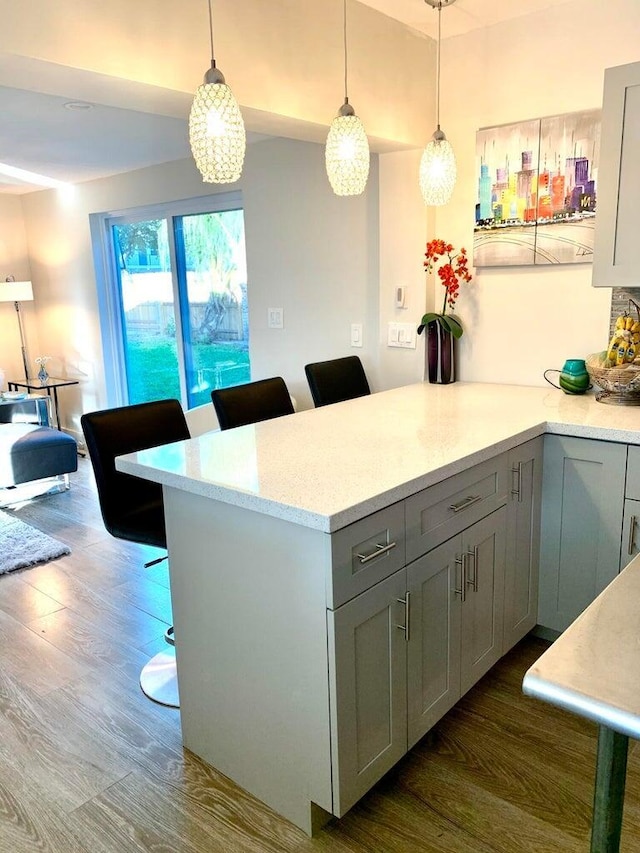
left=419, top=0, right=457, bottom=206
left=325, top=0, right=370, bottom=196
left=189, top=0, right=246, bottom=184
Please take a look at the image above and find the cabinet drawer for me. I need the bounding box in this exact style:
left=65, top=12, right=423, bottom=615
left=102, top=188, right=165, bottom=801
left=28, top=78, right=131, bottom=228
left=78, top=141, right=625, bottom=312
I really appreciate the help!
left=626, top=446, right=640, bottom=499
left=405, top=454, right=508, bottom=562
left=328, top=502, right=406, bottom=609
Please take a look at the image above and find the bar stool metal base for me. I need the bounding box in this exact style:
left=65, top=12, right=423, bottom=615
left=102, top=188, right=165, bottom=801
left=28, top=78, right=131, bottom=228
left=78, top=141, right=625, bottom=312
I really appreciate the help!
left=139, top=646, right=179, bottom=708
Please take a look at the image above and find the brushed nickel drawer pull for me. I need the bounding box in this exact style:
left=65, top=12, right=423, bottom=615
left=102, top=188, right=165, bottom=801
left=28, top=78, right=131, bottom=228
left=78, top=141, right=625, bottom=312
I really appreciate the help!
left=466, top=545, right=479, bottom=591
left=356, top=540, right=397, bottom=565
left=629, top=515, right=637, bottom=556
left=449, top=494, right=482, bottom=513
left=454, top=554, right=466, bottom=602
left=395, top=592, right=410, bottom=642
left=511, top=462, right=523, bottom=502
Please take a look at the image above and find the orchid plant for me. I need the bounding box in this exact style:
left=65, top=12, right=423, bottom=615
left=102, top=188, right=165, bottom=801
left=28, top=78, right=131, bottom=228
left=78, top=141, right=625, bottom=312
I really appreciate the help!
left=417, top=239, right=472, bottom=339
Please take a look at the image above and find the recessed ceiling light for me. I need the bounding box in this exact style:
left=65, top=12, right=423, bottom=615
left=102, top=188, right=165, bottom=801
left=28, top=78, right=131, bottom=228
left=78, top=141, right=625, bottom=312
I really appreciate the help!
left=64, top=101, right=93, bottom=111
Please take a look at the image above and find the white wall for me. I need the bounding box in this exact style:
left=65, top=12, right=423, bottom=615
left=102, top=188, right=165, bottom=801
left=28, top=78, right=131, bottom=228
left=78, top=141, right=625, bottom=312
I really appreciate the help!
left=0, top=195, right=37, bottom=386
left=377, top=149, right=432, bottom=389
left=243, top=138, right=380, bottom=405
left=436, top=0, right=640, bottom=386
left=19, top=138, right=386, bottom=434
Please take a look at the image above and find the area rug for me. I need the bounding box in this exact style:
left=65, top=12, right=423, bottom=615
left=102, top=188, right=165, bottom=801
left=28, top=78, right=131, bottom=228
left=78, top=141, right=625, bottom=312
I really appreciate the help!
left=0, top=510, right=70, bottom=575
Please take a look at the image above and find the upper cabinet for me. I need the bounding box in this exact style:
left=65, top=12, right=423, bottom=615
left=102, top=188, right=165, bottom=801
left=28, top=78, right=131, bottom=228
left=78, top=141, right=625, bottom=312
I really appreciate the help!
left=593, top=61, right=640, bottom=287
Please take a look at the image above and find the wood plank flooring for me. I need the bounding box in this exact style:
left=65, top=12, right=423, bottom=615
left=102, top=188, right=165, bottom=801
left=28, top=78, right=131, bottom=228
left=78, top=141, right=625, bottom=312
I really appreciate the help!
left=1, top=461, right=638, bottom=852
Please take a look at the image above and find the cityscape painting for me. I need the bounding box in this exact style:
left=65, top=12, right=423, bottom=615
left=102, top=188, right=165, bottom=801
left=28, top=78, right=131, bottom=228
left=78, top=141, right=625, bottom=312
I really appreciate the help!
left=473, top=109, right=601, bottom=267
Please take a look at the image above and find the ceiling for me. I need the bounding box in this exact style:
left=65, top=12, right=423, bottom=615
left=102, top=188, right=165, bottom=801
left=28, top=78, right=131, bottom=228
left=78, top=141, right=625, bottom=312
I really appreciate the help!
left=0, top=0, right=573, bottom=196
left=358, top=0, right=572, bottom=38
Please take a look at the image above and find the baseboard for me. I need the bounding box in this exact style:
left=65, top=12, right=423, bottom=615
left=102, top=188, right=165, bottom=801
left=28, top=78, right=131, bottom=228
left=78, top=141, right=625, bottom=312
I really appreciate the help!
left=532, top=624, right=561, bottom=643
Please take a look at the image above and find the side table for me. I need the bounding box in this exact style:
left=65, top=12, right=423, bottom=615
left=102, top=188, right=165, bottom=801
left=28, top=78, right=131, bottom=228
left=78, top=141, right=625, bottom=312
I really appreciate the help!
left=7, top=378, right=79, bottom=431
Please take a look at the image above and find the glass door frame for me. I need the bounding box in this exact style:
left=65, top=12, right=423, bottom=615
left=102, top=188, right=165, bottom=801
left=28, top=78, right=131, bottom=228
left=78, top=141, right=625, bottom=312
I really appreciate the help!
left=90, top=191, right=243, bottom=410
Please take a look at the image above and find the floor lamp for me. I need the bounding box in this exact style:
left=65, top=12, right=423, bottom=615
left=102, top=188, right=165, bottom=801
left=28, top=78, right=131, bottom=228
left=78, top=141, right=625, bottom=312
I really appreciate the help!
left=0, top=278, right=34, bottom=381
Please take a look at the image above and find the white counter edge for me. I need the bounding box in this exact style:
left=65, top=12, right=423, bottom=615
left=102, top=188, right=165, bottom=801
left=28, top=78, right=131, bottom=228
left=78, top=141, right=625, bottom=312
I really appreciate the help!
left=522, top=672, right=640, bottom=741
left=118, top=422, right=552, bottom=533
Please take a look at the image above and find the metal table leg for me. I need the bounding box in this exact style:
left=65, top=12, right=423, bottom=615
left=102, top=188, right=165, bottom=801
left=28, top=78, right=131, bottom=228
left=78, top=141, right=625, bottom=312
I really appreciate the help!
left=51, top=387, right=60, bottom=429
left=591, top=725, right=629, bottom=853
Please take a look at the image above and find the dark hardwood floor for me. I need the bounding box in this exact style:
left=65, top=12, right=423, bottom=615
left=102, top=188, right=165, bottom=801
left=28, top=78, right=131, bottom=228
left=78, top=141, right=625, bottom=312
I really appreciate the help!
left=0, top=461, right=638, bottom=851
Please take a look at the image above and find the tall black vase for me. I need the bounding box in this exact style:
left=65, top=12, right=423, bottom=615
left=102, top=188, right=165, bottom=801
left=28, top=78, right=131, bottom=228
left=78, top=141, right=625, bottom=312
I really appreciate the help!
left=427, top=320, right=456, bottom=384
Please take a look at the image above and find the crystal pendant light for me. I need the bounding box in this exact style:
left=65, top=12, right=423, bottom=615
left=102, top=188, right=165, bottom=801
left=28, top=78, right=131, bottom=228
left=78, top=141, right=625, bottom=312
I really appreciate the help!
left=419, top=0, right=457, bottom=206
left=189, top=0, right=246, bottom=184
left=325, top=0, right=370, bottom=196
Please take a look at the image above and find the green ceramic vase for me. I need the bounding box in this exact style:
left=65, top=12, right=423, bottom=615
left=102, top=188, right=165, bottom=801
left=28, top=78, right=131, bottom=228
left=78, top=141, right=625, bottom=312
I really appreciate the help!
left=544, top=359, right=591, bottom=395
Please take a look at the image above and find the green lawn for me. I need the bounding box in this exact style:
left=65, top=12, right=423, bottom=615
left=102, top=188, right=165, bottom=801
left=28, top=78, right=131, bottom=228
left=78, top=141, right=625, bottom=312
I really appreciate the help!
left=126, top=338, right=250, bottom=408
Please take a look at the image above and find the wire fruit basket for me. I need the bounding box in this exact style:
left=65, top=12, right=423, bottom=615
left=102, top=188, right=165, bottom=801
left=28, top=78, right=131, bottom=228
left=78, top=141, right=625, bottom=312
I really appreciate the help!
left=586, top=352, right=640, bottom=405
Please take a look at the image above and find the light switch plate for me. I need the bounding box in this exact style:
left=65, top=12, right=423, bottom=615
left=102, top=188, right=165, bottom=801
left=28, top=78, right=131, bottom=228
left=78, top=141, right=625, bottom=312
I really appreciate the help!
left=387, top=322, right=417, bottom=349
left=268, top=307, right=284, bottom=329
left=351, top=323, right=363, bottom=347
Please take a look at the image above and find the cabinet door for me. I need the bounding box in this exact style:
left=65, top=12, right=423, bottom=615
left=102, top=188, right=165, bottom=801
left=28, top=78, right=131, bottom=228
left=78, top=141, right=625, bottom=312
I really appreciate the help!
left=327, top=568, right=407, bottom=817
left=504, top=437, right=543, bottom=650
left=406, top=536, right=462, bottom=749
left=538, top=436, right=627, bottom=632
left=620, top=499, right=640, bottom=571
left=593, top=61, right=640, bottom=287
left=459, top=508, right=506, bottom=695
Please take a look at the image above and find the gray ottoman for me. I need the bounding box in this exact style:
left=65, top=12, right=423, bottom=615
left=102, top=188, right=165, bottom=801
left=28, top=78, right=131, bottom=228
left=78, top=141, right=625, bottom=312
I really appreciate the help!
left=0, top=423, right=78, bottom=487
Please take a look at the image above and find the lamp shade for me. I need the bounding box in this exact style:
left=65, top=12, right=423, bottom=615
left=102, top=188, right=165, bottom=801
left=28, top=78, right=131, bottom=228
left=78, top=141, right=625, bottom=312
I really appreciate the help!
left=189, top=74, right=246, bottom=184
left=325, top=111, right=370, bottom=197
left=419, top=132, right=457, bottom=206
left=0, top=280, right=33, bottom=302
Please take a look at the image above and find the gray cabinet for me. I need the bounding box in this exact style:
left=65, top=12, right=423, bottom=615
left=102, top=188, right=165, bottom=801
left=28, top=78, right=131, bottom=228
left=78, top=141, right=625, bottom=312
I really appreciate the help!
left=593, top=61, right=640, bottom=287
left=621, top=499, right=640, bottom=570
left=406, top=535, right=461, bottom=747
left=409, top=508, right=506, bottom=747
left=406, top=507, right=506, bottom=749
left=332, top=505, right=506, bottom=803
left=503, top=437, right=543, bottom=649
left=538, top=435, right=627, bottom=632
left=328, top=568, right=408, bottom=816
left=459, top=509, right=506, bottom=694
left=620, top=446, right=640, bottom=569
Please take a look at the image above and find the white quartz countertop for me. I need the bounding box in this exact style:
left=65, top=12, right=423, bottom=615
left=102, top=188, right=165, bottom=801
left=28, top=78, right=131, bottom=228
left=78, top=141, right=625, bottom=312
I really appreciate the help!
left=523, top=552, right=640, bottom=739
left=116, top=381, right=640, bottom=532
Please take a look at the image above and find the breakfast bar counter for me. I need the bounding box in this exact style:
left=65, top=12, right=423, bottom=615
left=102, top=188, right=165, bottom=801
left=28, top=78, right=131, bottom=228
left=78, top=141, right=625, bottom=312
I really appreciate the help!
left=116, top=381, right=640, bottom=834
left=117, top=381, right=640, bottom=533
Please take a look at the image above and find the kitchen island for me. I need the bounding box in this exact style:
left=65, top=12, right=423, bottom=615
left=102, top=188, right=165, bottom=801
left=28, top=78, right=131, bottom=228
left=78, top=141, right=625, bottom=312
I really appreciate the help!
left=117, top=381, right=640, bottom=833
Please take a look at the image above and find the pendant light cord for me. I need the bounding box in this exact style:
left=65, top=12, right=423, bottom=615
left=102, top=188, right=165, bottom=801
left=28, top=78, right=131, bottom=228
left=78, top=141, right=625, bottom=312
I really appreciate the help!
left=208, top=0, right=216, bottom=68
left=343, top=0, right=349, bottom=103
left=435, top=0, right=442, bottom=129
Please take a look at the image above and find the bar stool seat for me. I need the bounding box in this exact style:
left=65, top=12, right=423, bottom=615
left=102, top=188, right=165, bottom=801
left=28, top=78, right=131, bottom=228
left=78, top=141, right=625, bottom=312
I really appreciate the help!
left=81, top=399, right=190, bottom=708
left=304, top=356, right=371, bottom=407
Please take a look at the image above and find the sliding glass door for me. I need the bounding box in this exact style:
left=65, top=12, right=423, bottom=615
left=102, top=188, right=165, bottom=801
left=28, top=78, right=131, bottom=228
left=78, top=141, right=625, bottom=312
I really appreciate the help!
left=98, top=193, right=249, bottom=410
left=175, top=209, right=249, bottom=406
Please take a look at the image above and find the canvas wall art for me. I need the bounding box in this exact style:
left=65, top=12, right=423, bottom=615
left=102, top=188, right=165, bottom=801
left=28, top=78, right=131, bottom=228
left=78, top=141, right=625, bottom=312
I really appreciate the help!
left=474, top=109, right=601, bottom=267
